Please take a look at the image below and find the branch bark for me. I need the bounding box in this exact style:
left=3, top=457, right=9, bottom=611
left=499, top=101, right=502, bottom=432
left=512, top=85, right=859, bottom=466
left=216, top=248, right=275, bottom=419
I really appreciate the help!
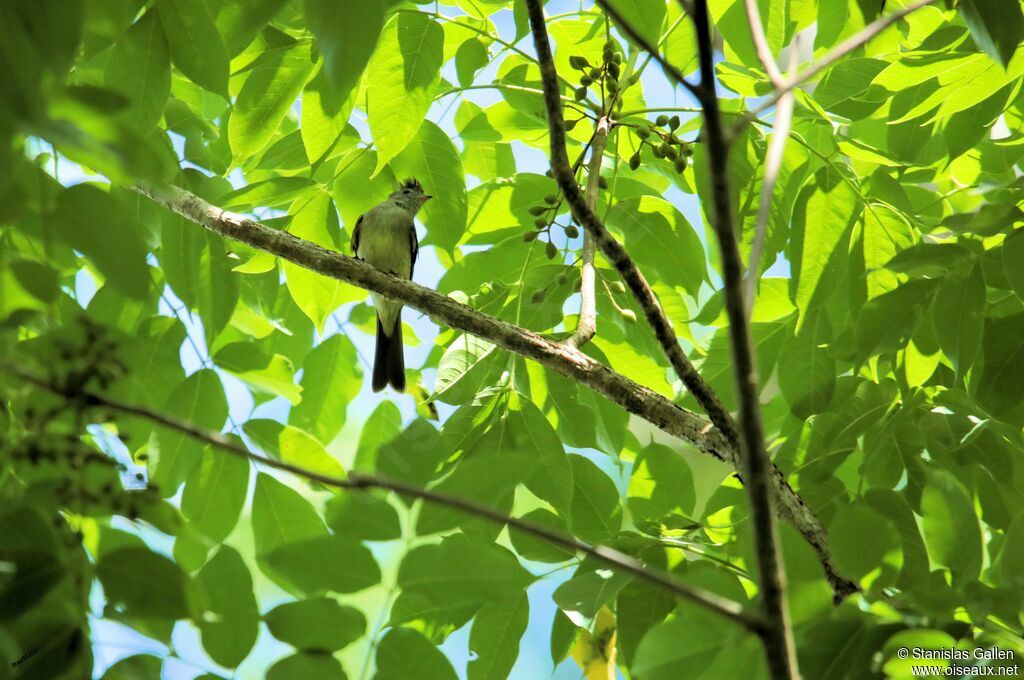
left=4, top=364, right=758, bottom=630
left=127, top=180, right=855, bottom=601
left=566, top=116, right=608, bottom=348
left=692, top=0, right=798, bottom=677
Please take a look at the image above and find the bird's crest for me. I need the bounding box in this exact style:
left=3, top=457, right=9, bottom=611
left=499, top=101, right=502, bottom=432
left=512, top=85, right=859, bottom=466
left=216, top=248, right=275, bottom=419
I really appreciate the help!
left=400, top=177, right=423, bottom=193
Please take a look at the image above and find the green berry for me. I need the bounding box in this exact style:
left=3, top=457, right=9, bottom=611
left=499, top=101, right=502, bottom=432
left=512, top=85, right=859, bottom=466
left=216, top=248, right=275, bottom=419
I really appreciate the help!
left=530, top=290, right=545, bottom=303
left=620, top=309, right=637, bottom=323
left=544, top=194, right=558, bottom=204
left=534, top=217, right=547, bottom=228
left=674, top=156, right=688, bottom=173
left=590, top=68, right=602, bottom=80
left=665, top=146, right=679, bottom=160
left=598, top=175, right=608, bottom=189
left=529, top=205, right=547, bottom=216
left=565, top=118, right=578, bottom=131
left=604, top=41, right=615, bottom=51
left=656, top=114, right=669, bottom=127
left=565, top=225, right=579, bottom=238
left=603, top=48, right=614, bottom=63
left=613, top=52, right=622, bottom=64
left=629, top=153, right=641, bottom=170
left=636, top=127, right=650, bottom=140
left=569, top=55, right=590, bottom=70
left=575, top=87, right=588, bottom=101
left=607, top=62, right=620, bottom=79
left=606, top=78, right=619, bottom=93
left=523, top=231, right=538, bottom=242
left=669, top=115, right=680, bottom=130
left=611, top=281, right=626, bottom=294
left=580, top=75, right=593, bottom=86
left=681, top=144, right=694, bottom=157
left=545, top=241, right=558, bottom=260
left=658, top=142, right=671, bottom=157
left=556, top=272, right=568, bottom=284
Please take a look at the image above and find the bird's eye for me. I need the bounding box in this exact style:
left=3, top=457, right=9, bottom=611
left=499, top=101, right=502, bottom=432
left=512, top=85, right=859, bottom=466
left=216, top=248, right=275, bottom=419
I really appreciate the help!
left=403, top=189, right=410, bottom=194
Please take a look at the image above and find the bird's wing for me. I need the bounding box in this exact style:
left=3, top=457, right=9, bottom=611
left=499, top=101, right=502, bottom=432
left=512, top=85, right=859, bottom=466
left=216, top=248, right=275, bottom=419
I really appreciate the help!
left=409, top=221, right=419, bottom=279
left=351, top=214, right=363, bottom=256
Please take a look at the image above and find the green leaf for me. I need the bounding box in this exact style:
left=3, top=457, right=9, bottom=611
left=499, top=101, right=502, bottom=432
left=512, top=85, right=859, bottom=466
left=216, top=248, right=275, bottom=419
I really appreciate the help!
left=997, top=512, right=1024, bottom=588
left=229, top=40, right=315, bottom=158
left=792, top=168, right=861, bottom=328
left=627, top=442, right=696, bottom=531
left=301, top=67, right=357, bottom=163
left=391, top=535, right=533, bottom=630
left=195, top=231, right=240, bottom=347
left=432, top=334, right=498, bottom=404
left=101, top=655, right=163, bottom=680
left=468, top=596, right=528, bottom=680
left=353, top=400, right=403, bottom=471
left=507, top=508, right=575, bottom=563
left=265, top=597, right=366, bottom=652
left=978, top=313, right=1024, bottom=425
left=158, top=0, right=230, bottom=96
left=376, top=419, right=445, bottom=487
left=1002, top=230, right=1024, bottom=301
left=196, top=546, right=259, bottom=667
left=553, top=565, right=633, bottom=619
left=959, top=0, right=1024, bottom=67
left=214, top=342, right=302, bottom=405
left=54, top=184, right=150, bottom=301
left=251, top=473, right=328, bottom=558
left=266, top=652, right=347, bottom=680
left=213, top=0, right=289, bottom=56
left=376, top=628, right=458, bottom=680
left=304, top=0, right=384, bottom=95
left=604, top=0, right=665, bottom=48
left=97, top=548, right=191, bottom=619
left=325, top=493, right=401, bottom=541
left=568, top=455, right=622, bottom=543
left=390, top=120, right=467, bottom=254
left=263, top=535, right=381, bottom=595
left=606, top=196, right=706, bottom=295
left=921, top=469, right=982, bottom=584
left=104, top=8, right=170, bottom=131
left=862, top=204, right=915, bottom=299
left=150, top=369, right=228, bottom=495
left=456, top=38, right=489, bottom=87
left=777, top=310, right=835, bottom=418
left=930, top=265, right=985, bottom=379
left=828, top=501, right=897, bottom=581
left=289, top=334, right=362, bottom=443
left=366, top=12, right=444, bottom=172
left=181, top=446, right=249, bottom=543
left=283, top=191, right=362, bottom=331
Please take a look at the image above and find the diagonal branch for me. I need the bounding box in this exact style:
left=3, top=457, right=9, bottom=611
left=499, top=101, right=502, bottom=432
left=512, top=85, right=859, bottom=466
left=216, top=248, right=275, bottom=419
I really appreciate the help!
left=5, top=364, right=758, bottom=630
left=693, top=0, right=798, bottom=677
left=127, top=181, right=855, bottom=601
left=745, top=40, right=798, bottom=312
left=524, top=0, right=737, bottom=450
left=742, top=0, right=785, bottom=87
left=734, top=0, right=939, bottom=136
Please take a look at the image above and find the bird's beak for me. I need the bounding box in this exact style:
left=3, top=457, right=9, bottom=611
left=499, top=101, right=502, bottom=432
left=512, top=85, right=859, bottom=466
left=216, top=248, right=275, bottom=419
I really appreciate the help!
left=424, top=195, right=433, bottom=201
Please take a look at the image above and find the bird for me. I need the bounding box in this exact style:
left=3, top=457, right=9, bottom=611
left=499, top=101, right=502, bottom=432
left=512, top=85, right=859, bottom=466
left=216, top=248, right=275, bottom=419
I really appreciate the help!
left=351, top=177, right=431, bottom=392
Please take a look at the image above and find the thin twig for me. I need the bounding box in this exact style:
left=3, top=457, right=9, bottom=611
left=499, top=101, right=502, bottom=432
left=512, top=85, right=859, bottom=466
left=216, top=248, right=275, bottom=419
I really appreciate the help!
left=742, top=0, right=784, bottom=87
left=4, top=364, right=759, bottom=630
left=733, top=0, right=939, bottom=136
left=744, top=40, right=799, bottom=313
left=692, top=1, right=798, bottom=676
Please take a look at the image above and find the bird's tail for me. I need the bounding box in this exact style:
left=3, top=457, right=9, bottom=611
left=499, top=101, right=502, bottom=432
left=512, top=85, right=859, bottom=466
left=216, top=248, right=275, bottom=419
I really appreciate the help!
left=372, top=313, right=405, bottom=393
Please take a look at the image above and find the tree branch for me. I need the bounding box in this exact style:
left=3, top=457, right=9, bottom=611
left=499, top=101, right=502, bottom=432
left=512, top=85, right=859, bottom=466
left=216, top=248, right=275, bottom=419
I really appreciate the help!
left=742, top=0, right=785, bottom=87
left=4, top=364, right=758, bottom=630
left=745, top=41, right=798, bottom=312
left=692, top=1, right=798, bottom=677
left=127, top=181, right=855, bottom=601
left=524, top=0, right=737, bottom=450
left=734, top=0, right=939, bottom=136
left=566, top=116, right=608, bottom=348
left=593, top=0, right=702, bottom=100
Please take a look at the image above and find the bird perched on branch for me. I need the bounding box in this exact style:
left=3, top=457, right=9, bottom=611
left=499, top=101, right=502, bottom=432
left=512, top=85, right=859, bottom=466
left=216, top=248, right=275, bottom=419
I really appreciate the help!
left=351, top=178, right=431, bottom=392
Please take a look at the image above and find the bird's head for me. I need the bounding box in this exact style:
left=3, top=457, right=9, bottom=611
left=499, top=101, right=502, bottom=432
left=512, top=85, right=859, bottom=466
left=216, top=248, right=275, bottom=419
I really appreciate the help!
left=389, top=177, right=432, bottom=214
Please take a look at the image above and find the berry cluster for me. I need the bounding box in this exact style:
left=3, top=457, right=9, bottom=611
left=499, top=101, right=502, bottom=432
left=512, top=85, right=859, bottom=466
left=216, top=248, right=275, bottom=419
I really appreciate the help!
left=629, top=114, right=694, bottom=174
left=568, top=40, right=630, bottom=106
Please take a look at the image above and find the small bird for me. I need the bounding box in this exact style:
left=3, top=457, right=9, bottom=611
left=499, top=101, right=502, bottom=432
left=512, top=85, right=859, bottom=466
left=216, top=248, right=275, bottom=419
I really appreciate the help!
left=351, top=178, right=431, bottom=392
